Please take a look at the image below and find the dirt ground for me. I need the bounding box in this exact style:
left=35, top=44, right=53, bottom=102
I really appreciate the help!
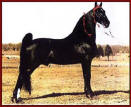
left=2, top=52, right=130, bottom=105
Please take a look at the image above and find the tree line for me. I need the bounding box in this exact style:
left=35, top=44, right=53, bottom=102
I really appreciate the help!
left=97, top=45, right=129, bottom=55
left=97, top=45, right=113, bottom=61
left=97, top=44, right=129, bottom=61
left=2, top=43, right=129, bottom=61
left=2, top=43, right=22, bottom=51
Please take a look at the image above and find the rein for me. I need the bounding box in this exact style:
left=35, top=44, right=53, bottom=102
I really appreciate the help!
left=83, top=6, right=101, bottom=37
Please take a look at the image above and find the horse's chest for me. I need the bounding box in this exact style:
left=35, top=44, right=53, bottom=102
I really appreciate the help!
left=74, top=43, right=92, bottom=55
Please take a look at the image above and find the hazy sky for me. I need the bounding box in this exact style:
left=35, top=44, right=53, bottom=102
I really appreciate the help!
left=2, top=2, right=129, bottom=45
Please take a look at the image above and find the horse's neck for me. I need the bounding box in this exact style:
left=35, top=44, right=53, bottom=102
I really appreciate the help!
left=86, top=11, right=96, bottom=35
left=72, top=16, right=84, bottom=34
left=66, top=11, right=96, bottom=44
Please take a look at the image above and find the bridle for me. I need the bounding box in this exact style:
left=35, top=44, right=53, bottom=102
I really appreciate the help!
left=83, top=6, right=101, bottom=37
left=93, top=6, right=101, bottom=23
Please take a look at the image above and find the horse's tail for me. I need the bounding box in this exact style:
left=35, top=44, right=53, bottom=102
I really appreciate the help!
left=20, top=33, right=33, bottom=94
left=21, top=33, right=33, bottom=55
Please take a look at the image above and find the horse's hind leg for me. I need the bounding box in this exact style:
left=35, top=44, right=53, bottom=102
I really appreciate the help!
left=12, top=60, right=39, bottom=103
left=12, top=65, right=26, bottom=103
left=81, top=57, right=94, bottom=98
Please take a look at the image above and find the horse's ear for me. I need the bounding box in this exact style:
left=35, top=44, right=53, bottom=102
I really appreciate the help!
left=95, top=2, right=97, bottom=7
left=100, top=2, right=102, bottom=7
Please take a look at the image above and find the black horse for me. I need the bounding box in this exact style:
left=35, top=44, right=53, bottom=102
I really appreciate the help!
left=12, top=2, right=110, bottom=103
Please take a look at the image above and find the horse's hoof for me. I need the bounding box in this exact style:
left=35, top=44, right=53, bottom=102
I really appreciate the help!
left=11, top=97, right=23, bottom=103
left=16, top=98, right=23, bottom=103
left=11, top=97, right=15, bottom=103
left=85, top=90, right=95, bottom=98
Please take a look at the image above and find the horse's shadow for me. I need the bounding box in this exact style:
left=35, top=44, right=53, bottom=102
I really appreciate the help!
left=22, top=90, right=129, bottom=101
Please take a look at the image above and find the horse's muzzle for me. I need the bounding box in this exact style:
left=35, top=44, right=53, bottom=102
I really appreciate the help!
left=105, top=21, right=110, bottom=28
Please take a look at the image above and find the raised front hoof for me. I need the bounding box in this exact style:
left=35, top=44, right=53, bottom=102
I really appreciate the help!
left=11, top=97, right=23, bottom=103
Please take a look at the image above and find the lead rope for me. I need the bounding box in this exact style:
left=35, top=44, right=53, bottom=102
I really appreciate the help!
left=104, top=28, right=114, bottom=38
left=104, top=28, right=126, bottom=45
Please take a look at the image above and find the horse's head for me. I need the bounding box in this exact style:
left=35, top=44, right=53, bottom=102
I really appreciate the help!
left=93, top=2, right=110, bottom=28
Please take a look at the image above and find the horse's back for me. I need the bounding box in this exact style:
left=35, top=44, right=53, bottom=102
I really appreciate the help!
left=31, top=38, right=79, bottom=64
left=29, top=38, right=92, bottom=65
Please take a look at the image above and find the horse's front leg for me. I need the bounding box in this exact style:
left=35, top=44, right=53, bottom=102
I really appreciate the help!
left=81, top=57, right=94, bottom=98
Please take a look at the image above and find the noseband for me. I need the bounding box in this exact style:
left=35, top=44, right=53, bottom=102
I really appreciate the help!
left=83, top=6, right=101, bottom=37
